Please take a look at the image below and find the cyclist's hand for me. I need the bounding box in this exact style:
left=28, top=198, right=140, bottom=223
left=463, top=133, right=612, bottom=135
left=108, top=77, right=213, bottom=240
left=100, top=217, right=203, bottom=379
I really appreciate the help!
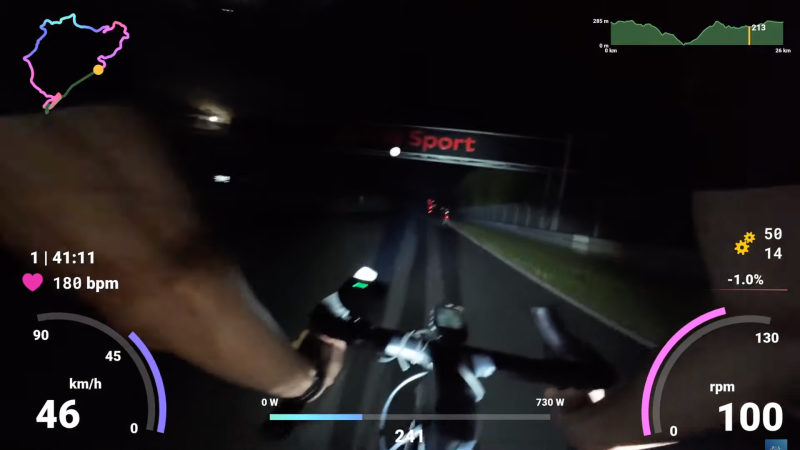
left=545, top=386, right=674, bottom=450
left=292, top=330, right=347, bottom=401
left=0, top=106, right=340, bottom=400
left=545, top=387, right=604, bottom=450
left=545, top=331, right=800, bottom=450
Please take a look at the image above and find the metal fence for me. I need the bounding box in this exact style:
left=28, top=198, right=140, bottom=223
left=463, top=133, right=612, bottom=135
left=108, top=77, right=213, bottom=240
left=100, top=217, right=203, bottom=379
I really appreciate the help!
left=457, top=203, right=595, bottom=236
left=455, top=203, right=706, bottom=277
left=459, top=204, right=541, bottom=228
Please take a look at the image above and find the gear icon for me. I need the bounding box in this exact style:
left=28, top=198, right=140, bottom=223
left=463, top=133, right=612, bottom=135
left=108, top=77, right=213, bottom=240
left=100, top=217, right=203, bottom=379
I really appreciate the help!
left=743, top=231, right=756, bottom=243
left=735, top=240, right=749, bottom=255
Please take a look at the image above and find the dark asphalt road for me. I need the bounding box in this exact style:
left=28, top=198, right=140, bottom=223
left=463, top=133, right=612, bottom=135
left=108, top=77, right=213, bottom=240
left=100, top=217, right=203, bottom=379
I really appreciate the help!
left=17, top=209, right=650, bottom=450
left=148, top=209, right=649, bottom=450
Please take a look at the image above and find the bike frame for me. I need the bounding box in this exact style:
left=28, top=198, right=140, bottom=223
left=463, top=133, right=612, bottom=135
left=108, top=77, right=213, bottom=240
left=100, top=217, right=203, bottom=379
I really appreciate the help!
left=386, top=344, right=481, bottom=450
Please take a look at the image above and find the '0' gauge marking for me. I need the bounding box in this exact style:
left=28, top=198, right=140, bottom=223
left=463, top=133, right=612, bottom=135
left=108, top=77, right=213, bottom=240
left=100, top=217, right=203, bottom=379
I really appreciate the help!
left=36, top=312, right=166, bottom=433
left=641, top=307, right=774, bottom=437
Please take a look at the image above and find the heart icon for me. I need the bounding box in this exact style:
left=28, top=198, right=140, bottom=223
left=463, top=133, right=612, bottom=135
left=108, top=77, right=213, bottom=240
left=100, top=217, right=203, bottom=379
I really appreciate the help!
left=23, top=273, right=43, bottom=292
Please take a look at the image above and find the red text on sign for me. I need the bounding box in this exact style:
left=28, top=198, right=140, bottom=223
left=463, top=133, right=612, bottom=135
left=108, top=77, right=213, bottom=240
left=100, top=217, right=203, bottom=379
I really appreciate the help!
left=408, top=130, right=476, bottom=152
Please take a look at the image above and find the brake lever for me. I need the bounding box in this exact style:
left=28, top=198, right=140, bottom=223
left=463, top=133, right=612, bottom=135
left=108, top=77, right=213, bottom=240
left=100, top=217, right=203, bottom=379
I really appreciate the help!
left=531, top=307, right=617, bottom=388
left=310, top=292, right=372, bottom=344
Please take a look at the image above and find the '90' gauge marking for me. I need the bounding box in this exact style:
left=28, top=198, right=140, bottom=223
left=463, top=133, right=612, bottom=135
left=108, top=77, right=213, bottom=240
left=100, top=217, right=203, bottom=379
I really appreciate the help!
left=36, top=313, right=166, bottom=433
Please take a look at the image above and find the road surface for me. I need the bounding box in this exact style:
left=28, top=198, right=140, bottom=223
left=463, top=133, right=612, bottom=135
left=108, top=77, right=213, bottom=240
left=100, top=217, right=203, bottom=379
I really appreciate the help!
left=337, top=213, right=651, bottom=450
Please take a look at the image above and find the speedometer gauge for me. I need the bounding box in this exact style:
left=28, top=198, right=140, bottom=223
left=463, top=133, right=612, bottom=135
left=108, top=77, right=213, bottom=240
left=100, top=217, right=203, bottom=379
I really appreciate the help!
left=27, top=312, right=166, bottom=446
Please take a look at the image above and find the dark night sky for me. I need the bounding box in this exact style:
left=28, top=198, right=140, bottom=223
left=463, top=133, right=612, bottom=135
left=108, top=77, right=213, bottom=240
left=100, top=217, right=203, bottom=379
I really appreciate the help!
left=2, top=0, right=797, bottom=192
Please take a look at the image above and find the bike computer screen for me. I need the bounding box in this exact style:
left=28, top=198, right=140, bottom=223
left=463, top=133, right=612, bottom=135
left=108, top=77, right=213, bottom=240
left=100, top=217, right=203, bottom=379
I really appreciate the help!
left=434, top=305, right=465, bottom=330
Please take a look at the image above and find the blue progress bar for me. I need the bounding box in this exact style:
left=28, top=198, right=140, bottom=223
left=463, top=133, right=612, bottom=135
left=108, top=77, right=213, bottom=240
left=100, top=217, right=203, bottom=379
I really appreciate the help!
left=270, top=414, right=363, bottom=421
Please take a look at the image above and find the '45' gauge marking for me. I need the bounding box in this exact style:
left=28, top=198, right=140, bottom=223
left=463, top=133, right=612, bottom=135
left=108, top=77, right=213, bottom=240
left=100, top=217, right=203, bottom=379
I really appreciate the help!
left=35, top=313, right=166, bottom=433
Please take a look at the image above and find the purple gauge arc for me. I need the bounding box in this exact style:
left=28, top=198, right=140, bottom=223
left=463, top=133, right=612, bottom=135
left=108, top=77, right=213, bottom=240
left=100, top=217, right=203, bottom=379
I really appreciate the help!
left=37, top=312, right=166, bottom=433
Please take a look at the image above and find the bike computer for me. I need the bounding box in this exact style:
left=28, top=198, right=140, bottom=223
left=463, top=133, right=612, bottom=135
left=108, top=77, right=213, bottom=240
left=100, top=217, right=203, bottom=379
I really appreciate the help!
left=430, top=304, right=468, bottom=343
left=434, top=305, right=464, bottom=329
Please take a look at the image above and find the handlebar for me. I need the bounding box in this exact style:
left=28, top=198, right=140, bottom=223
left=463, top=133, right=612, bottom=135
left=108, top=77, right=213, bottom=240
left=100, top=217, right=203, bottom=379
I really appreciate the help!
left=265, top=288, right=617, bottom=444
left=308, top=295, right=617, bottom=389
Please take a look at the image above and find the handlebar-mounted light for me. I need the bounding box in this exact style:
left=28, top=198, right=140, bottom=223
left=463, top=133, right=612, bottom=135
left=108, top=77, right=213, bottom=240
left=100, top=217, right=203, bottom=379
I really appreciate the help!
left=353, top=266, right=378, bottom=282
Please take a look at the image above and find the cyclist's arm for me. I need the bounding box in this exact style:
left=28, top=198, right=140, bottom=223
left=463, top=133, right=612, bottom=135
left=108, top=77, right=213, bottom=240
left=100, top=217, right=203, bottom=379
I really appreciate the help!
left=0, top=107, right=316, bottom=398
left=554, top=186, right=800, bottom=450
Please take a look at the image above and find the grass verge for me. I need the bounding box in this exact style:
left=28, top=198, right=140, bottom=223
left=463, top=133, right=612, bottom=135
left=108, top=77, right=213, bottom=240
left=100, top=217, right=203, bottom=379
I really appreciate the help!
left=451, top=221, right=712, bottom=344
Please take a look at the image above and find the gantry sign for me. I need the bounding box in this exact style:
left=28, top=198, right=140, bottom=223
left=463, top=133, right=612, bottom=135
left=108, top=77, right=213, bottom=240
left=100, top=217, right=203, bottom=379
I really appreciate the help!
left=333, top=123, right=570, bottom=174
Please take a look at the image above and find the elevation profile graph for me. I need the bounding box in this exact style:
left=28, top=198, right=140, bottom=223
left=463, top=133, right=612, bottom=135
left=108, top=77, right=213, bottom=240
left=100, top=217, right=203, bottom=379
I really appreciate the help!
left=611, top=20, right=784, bottom=45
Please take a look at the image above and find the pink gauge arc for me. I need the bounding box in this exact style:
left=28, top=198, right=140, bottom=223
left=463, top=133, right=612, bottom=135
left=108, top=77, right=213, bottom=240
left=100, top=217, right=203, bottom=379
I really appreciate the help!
left=641, top=307, right=726, bottom=436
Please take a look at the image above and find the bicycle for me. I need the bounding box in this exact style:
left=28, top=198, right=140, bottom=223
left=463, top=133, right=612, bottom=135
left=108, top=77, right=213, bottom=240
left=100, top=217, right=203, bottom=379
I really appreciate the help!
left=264, top=266, right=617, bottom=449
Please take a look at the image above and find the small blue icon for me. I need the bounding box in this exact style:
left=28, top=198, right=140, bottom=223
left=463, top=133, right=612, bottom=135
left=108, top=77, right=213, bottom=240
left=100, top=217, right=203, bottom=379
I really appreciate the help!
left=765, top=439, right=787, bottom=450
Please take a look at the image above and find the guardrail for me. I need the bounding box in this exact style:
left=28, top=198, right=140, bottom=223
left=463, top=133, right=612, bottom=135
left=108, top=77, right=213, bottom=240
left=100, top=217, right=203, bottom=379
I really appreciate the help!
left=461, top=218, right=624, bottom=257
left=458, top=204, right=561, bottom=233
left=457, top=204, right=705, bottom=277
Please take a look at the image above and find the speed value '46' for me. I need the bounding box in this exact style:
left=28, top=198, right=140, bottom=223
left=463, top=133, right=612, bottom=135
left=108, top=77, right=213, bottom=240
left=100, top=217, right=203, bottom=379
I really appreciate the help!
left=37, top=400, right=80, bottom=429
left=36, top=399, right=140, bottom=434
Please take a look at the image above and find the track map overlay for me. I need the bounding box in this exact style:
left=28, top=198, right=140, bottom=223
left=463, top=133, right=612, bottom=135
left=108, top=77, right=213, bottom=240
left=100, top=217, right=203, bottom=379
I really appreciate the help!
left=21, top=13, right=130, bottom=113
